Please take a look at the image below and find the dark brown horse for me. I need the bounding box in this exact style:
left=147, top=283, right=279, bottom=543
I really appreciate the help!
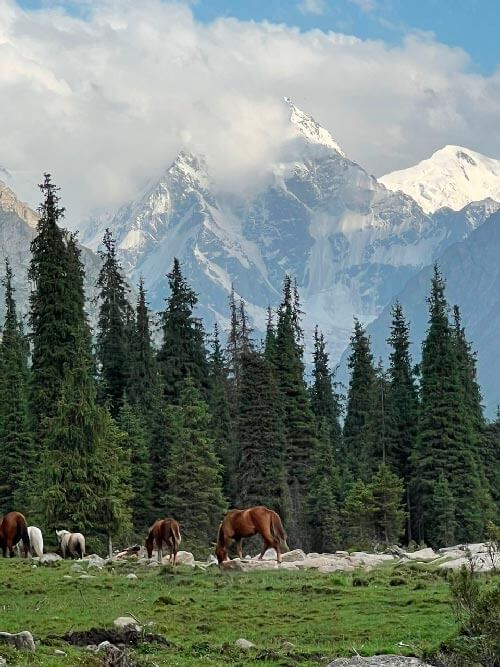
left=145, top=518, right=181, bottom=564
left=215, top=506, right=289, bottom=565
left=0, top=512, right=30, bottom=558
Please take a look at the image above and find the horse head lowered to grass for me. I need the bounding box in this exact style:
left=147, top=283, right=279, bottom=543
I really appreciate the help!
left=215, top=506, right=289, bottom=565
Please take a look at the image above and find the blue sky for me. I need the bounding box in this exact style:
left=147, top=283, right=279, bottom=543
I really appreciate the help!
left=16, top=0, right=499, bottom=74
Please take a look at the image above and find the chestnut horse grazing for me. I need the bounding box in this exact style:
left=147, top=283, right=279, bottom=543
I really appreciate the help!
left=145, top=518, right=181, bottom=564
left=215, top=506, right=289, bottom=565
left=0, top=511, right=30, bottom=557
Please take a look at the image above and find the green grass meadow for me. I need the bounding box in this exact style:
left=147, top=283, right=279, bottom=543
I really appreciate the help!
left=0, top=558, right=457, bottom=666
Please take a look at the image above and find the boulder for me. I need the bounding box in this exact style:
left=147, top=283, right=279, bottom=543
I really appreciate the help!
left=113, top=616, right=142, bottom=633
left=54, top=649, right=66, bottom=656
left=318, top=563, right=355, bottom=574
left=438, top=554, right=500, bottom=572
left=298, top=556, right=338, bottom=569
left=335, top=551, right=349, bottom=557
left=235, top=638, right=255, bottom=650
left=84, top=554, right=106, bottom=569
left=39, top=553, right=62, bottom=566
left=162, top=550, right=194, bottom=566
left=0, top=631, right=36, bottom=651
left=278, top=563, right=299, bottom=571
left=221, top=558, right=248, bottom=572
left=281, top=549, right=306, bottom=562
left=252, top=548, right=277, bottom=561
left=70, top=563, right=84, bottom=573
left=126, top=573, right=138, bottom=580
left=402, top=548, right=438, bottom=561
left=327, top=657, right=432, bottom=666
left=147, top=560, right=159, bottom=567
left=306, top=552, right=321, bottom=558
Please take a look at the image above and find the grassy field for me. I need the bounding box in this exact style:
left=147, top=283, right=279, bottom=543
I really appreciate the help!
left=0, top=558, right=457, bottom=666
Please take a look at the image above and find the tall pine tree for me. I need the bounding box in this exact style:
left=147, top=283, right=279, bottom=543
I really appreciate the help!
left=343, top=319, right=377, bottom=480
left=164, top=382, right=227, bottom=555
left=29, top=175, right=82, bottom=431
left=414, top=266, right=485, bottom=545
left=273, top=276, right=317, bottom=548
left=0, top=260, right=33, bottom=513
left=157, top=258, right=208, bottom=403
left=96, top=229, right=132, bottom=418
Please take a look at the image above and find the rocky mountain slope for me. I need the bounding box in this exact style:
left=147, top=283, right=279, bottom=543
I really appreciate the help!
left=380, top=145, right=500, bottom=214
left=80, top=99, right=456, bottom=358
left=353, top=210, right=500, bottom=416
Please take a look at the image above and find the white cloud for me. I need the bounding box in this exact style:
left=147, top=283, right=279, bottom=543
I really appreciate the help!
left=349, top=0, right=377, bottom=13
left=1, top=0, right=500, bottom=223
left=298, top=0, right=326, bottom=15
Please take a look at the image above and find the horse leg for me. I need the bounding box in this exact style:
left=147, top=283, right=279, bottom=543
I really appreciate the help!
left=258, top=527, right=276, bottom=560
left=234, top=538, right=243, bottom=559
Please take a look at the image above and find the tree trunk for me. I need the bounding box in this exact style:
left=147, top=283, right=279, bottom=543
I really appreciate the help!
left=107, top=534, right=113, bottom=559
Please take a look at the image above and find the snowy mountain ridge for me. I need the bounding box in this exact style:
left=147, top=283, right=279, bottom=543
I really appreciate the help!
left=380, top=145, right=500, bottom=214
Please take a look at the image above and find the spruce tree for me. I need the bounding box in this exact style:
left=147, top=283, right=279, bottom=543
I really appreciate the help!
left=343, top=319, right=377, bottom=480
left=164, top=382, right=227, bottom=555
left=310, top=326, right=342, bottom=459
left=29, top=175, right=81, bottom=430
left=342, top=479, right=375, bottom=549
left=38, top=336, right=132, bottom=542
left=0, top=260, right=33, bottom=513
left=127, top=278, right=158, bottom=418
left=480, top=415, right=500, bottom=520
left=307, top=418, right=341, bottom=552
left=118, top=401, right=154, bottom=535
left=96, top=229, right=132, bottom=417
left=208, top=324, right=236, bottom=502
left=430, top=475, right=457, bottom=547
left=273, top=276, right=317, bottom=548
left=158, top=258, right=208, bottom=403
left=414, top=266, right=485, bottom=544
left=386, top=301, right=418, bottom=540
left=236, top=344, right=288, bottom=518
left=370, top=463, right=406, bottom=546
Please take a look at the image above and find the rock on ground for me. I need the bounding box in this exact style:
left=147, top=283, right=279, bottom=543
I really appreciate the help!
left=126, top=573, right=138, bottom=580
left=113, top=617, right=142, bottom=633
left=39, top=553, right=62, bottom=566
left=235, top=638, right=255, bottom=650
left=327, top=656, right=433, bottom=666
left=84, top=554, right=106, bottom=569
left=281, top=549, right=306, bottom=562
left=161, top=550, right=194, bottom=566
left=0, top=631, right=36, bottom=651
left=252, top=548, right=277, bottom=561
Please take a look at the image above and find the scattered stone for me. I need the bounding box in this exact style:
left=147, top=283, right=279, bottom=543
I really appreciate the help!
left=318, top=563, right=355, bottom=574
left=176, top=551, right=195, bottom=566
left=235, top=638, right=255, bottom=650
left=438, top=553, right=500, bottom=572
left=54, top=649, right=66, bottom=656
left=402, top=548, right=437, bottom=561
left=281, top=549, right=306, bottom=562
left=282, top=641, right=295, bottom=651
left=206, top=555, right=218, bottom=566
left=278, top=563, right=299, bottom=571
left=0, top=631, right=36, bottom=651
left=335, top=551, right=349, bottom=557
left=39, top=553, right=62, bottom=566
left=70, top=563, right=83, bottom=573
left=113, top=616, right=142, bottom=633
left=221, top=558, right=247, bottom=572
left=252, top=548, right=277, bottom=561
left=85, top=554, right=106, bottom=569
left=327, top=657, right=432, bottom=666
left=63, top=575, right=73, bottom=580
left=307, top=553, right=321, bottom=558
left=79, top=574, right=96, bottom=580
left=0, top=657, right=6, bottom=666
left=147, top=560, right=159, bottom=567
left=126, top=573, right=138, bottom=580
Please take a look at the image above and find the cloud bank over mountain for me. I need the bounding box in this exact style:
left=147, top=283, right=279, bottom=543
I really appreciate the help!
left=2, top=0, right=500, bottom=218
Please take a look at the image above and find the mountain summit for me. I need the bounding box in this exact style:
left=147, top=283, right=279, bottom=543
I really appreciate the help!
left=380, top=145, right=500, bottom=214
left=285, top=97, right=345, bottom=156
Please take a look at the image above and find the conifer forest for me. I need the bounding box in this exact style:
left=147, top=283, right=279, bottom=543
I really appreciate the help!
left=0, top=175, right=498, bottom=557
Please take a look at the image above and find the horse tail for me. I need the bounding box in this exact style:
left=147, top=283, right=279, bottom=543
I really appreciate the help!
left=78, top=535, right=86, bottom=559
left=29, top=527, right=43, bottom=558
left=21, top=520, right=30, bottom=557
left=172, top=521, right=181, bottom=547
left=270, top=511, right=289, bottom=553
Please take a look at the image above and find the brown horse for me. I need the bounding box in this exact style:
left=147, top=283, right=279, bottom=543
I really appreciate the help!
left=145, top=518, right=181, bottom=564
left=215, top=506, right=289, bottom=565
left=0, top=512, right=30, bottom=558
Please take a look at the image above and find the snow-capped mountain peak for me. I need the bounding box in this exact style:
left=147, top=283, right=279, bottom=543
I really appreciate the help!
left=284, top=97, right=345, bottom=156
left=0, top=180, right=39, bottom=228
left=380, top=145, right=500, bottom=214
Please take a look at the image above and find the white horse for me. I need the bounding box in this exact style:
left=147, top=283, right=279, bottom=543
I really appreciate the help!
left=15, top=526, right=44, bottom=558
left=56, top=529, right=86, bottom=559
